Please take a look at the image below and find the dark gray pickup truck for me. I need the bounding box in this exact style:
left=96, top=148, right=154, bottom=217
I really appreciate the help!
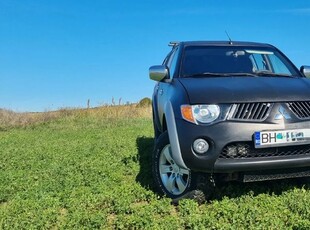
left=149, top=41, right=310, bottom=202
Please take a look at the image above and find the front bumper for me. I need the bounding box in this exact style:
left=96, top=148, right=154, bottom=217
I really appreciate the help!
left=175, top=118, right=310, bottom=173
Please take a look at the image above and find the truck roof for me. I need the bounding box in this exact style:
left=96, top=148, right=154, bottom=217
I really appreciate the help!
left=170, top=41, right=274, bottom=48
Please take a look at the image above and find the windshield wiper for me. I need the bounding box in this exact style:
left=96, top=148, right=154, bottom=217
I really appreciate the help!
left=184, top=72, right=225, bottom=78
left=254, top=71, right=296, bottom=78
left=226, top=73, right=258, bottom=77
left=184, top=72, right=258, bottom=78
left=184, top=71, right=297, bottom=78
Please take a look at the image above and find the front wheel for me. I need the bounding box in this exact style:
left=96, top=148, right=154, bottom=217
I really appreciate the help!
left=152, top=131, right=213, bottom=203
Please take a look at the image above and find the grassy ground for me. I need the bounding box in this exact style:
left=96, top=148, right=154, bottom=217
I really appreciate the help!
left=1, top=105, right=310, bottom=229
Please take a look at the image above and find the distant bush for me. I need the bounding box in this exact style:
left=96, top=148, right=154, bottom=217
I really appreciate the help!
left=137, top=97, right=152, bottom=107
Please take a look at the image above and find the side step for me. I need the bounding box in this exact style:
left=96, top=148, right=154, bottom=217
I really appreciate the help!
left=242, top=167, right=310, bottom=182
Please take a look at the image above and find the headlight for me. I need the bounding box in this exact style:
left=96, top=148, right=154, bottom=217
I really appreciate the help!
left=181, top=104, right=220, bottom=124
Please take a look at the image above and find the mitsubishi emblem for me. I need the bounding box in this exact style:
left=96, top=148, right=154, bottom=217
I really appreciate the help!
left=274, top=106, right=291, bottom=120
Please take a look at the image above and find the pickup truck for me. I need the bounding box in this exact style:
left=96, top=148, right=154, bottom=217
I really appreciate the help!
left=149, top=41, right=310, bottom=202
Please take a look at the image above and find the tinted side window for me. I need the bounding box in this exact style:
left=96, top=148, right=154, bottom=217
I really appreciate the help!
left=167, top=47, right=179, bottom=78
left=162, top=47, right=179, bottom=78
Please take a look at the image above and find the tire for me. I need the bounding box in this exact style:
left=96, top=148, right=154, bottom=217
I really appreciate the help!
left=152, top=110, right=161, bottom=141
left=152, top=131, right=214, bottom=203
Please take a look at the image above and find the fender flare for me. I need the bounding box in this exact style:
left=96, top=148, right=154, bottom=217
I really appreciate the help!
left=164, top=101, right=189, bottom=169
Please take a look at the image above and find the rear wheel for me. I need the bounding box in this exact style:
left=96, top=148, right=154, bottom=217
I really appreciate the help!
left=152, top=131, right=214, bottom=203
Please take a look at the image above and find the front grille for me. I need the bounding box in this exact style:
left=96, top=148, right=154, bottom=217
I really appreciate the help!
left=287, top=101, right=310, bottom=119
left=220, top=142, right=310, bottom=159
left=228, top=103, right=273, bottom=121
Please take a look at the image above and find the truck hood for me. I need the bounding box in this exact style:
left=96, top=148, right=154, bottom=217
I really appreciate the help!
left=178, top=77, right=310, bottom=104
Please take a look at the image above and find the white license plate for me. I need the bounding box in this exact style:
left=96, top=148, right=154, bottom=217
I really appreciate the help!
left=254, top=129, right=310, bottom=148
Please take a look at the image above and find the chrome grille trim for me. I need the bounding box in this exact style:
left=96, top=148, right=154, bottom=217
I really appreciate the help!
left=287, top=101, right=310, bottom=119
left=228, top=103, right=273, bottom=121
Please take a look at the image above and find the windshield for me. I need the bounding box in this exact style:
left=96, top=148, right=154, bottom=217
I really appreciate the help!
left=181, top=46, right=299, bottom=78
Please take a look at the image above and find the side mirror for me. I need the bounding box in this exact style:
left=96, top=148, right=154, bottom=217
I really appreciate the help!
left=300, top=65, right=310, bottom=78
left=149, top=65, right=169, bottom=82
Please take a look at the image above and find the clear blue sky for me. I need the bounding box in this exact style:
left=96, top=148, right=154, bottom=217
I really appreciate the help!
left=1, top=0, right=310, bottom=112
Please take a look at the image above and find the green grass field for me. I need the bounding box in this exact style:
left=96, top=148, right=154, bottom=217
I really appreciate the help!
left=1, top=106, right=310, bottom=229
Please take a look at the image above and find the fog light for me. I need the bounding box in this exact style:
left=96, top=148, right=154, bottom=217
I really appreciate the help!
left=193, top=139, right=209, bottom=154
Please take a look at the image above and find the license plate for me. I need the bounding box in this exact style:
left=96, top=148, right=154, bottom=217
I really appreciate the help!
left=254, top=129, right=310, bottom=148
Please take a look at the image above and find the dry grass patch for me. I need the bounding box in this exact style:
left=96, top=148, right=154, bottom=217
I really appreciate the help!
left=0, top=104, right=151, bottom=130
left=0, top=108, right=61, bottom=129
left=84, top=104, right=151, bottom=119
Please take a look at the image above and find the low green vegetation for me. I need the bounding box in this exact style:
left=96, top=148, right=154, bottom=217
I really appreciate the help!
left=1, top=105, right=310, bottom=229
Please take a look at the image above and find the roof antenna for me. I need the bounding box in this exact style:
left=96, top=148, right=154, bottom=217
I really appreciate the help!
left=225, top=31, right=233, bottom=45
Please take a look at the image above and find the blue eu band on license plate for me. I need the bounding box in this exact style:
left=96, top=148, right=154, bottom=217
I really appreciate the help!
left=254, top=129, right=310, bottom=148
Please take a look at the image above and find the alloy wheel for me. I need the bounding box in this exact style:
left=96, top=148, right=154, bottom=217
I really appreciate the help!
left=159, top=144, right=190, bottom=195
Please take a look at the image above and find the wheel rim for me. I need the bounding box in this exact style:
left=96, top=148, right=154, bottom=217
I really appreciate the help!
left=159, top=144, right=190, bottom=195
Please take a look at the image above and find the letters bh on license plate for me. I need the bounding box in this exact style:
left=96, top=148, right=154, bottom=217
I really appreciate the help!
left=255, top=129, right=310, bottom=148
